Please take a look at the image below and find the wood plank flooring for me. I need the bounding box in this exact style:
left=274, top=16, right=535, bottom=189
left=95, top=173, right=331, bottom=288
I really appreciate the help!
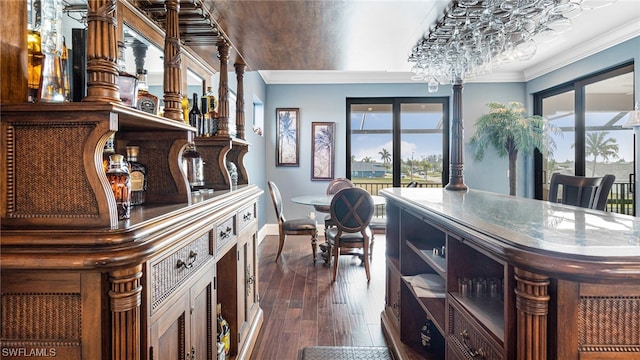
left=249, top=233, right=388, bottom=359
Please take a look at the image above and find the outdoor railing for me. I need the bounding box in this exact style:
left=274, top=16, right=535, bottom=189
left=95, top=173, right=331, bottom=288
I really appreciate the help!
left=607, top=182, right=635, bottom=216
left=354, top=181, right=634, bottom=217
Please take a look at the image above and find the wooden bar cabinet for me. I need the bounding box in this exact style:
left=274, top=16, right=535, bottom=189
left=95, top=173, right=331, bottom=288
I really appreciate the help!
left=1, top=1, right=262, bottom=359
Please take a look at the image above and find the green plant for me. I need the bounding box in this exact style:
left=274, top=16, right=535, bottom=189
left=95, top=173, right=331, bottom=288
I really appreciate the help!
left=470, top=102, right=559, bottom=196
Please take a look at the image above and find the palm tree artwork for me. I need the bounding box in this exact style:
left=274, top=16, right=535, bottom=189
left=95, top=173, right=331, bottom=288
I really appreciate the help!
left=312, top=122, right=335, bottom=179
left=470, top=102, right=559, bottom=196
left=276, top=109, right=299, bottom=166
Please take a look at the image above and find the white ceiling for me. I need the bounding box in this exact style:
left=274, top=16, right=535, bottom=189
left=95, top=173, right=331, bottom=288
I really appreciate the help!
left=259, top=0, right=640, bottom=84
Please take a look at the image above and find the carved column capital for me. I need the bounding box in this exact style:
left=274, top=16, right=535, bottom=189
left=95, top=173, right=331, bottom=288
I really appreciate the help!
left=109, top=264, right=143, bottom=360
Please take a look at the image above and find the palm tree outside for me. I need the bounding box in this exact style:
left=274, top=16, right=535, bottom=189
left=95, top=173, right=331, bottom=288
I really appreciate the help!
left=379, top=148, right=391, bottom=170
left=585, top=131, right=619, bottom=176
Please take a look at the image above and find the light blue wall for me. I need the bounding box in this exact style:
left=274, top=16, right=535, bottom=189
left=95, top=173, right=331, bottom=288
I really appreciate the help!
left=263, top=82, right=526, bottom=224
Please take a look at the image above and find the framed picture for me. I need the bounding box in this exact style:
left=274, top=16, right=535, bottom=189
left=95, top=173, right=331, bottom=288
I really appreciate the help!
left=276, top=108, right=299, bottom=166
left=311, top=122, right=335, bottom=180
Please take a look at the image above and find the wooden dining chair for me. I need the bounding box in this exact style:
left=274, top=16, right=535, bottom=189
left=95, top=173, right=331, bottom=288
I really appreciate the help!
left=326, top=187, right=374, bottom=282
left=548, top=173, right=615, bottom=211
left=313, top=178, right=355, bottom=231
left=267, top=181, right=319, bottom=263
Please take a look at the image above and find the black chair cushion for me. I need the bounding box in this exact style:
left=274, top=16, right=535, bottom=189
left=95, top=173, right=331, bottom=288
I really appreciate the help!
left=326, top=226, right=372, bottom=243
left=283, top=218, right=317, bottom=231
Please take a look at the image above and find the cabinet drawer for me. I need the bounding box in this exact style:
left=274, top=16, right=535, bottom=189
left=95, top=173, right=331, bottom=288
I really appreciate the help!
left=238, top=203, right=256, bottom=231
left=216, top=215, right=237, bottom=253
left=150, top=231, right=214, bottom=313
left=448, top=300, right=503, bottom=360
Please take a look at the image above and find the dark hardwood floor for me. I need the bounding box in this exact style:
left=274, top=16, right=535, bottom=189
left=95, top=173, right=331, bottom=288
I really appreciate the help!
left=249, top=233, right=388, bottom=359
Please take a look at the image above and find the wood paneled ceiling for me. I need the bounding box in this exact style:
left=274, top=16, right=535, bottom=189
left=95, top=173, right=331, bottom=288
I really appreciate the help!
left=201, top=0, right=450, bottom=72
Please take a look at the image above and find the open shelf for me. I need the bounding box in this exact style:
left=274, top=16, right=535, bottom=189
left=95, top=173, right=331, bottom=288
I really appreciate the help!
left=402, top=279, right=446, bottom=335
left=406, top=240, right=446, bottom=277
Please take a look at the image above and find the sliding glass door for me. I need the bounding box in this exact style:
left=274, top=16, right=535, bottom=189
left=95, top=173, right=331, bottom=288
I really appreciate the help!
left=535, top=63, right=635, bottom=214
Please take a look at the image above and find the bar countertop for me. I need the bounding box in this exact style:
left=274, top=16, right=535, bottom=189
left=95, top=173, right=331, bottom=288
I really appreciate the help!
left=381, top=188, right=640, bottom=281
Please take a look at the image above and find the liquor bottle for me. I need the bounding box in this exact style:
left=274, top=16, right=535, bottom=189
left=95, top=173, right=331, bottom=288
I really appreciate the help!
left=182, top=142, right=204, bottom=189
left=117, top=41, right=138, bottom=107
left=106, top=154, right=131, bottom=220
left=136, top=69, right=159, bottom=115
left=27, top=30, right=44, bottom=103
left=38, top=0, right=65, bottom=103
left=188, top=93, right=202, bottom=136
left=203, top=86, right=217, bottom=114
left=102, top=134, right=115, bottom=173
left=201, top=96, right=209, bottom=136
left=126, top=146, right=147, bottom=206
left=181, top=95, right=190, bottom=124
left=217, top=304, right=230, bottom=356
left=204, top=86, right=219, bottom=136
left=61, top=36, right=70, bottom=101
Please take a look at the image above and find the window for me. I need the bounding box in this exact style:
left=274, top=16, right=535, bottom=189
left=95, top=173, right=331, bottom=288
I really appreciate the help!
left=347, top=97, right=449, bottom=194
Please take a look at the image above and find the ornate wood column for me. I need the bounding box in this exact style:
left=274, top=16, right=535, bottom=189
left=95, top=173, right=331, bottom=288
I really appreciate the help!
left=234, top=63, right=246, bottom=140
left=163, top=0, right=183, bottom=121
left=445, top=79, right=468, bottom=191
left=109, top=265, right=143, bottom=360
left=514, top=268, right=550, bottom=360
left=84, top=0, right=120, bottom=102
left=217, top=41, right=230, bottom=137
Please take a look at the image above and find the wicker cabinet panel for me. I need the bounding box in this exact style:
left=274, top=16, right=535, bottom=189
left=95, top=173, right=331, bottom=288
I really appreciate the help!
left=150, top=231, right=214, bottom=313
left=237, top=203, right=256, bottom=232
left=216, top=215, right=237, bottom=255
left=448, top=299, right=503, bottom=360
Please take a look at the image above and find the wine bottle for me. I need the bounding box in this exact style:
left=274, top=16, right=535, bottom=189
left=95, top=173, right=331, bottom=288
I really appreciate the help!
left=189, top=93, right=202, bottom=136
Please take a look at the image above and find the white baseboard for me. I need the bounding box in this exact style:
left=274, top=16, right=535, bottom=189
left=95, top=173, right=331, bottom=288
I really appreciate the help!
left=259, top=223, right=326, bottom=244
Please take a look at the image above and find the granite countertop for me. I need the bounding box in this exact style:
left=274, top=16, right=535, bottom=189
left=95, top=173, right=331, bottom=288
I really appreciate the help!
left=381, top=187, right=640, bottom=259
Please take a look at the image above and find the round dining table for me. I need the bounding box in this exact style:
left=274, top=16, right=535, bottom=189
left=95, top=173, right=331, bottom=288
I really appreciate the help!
left=290, top=194, right=386, bottom=207
left=291, top=193, right=385, bottom=265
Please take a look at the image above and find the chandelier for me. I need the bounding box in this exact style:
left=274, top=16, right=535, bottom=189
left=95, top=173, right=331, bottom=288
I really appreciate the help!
left=409, top=0, right=618, bottom=92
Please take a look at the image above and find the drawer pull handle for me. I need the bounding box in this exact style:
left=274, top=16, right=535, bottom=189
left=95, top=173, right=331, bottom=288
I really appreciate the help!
left=186, top=346, right=196, bottom=360
left=219, top=226, right=233, bottom=239
left=176, top=250, right=198, bottom=269
left=243, top=212, right=252, bottom=221
left=460, top=329, right=486, bottom=358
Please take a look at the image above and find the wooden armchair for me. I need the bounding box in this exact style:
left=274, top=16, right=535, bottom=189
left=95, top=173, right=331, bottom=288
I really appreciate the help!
left=548, top=173, right=615, bottom=211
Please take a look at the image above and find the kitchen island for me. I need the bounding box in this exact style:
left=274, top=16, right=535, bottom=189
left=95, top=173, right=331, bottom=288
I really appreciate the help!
left=380, top=187, right=640, bottom=359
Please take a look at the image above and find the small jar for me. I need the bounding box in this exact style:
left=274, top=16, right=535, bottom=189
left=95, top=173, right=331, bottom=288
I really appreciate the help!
left=106, top=154, right=131, bottom=220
